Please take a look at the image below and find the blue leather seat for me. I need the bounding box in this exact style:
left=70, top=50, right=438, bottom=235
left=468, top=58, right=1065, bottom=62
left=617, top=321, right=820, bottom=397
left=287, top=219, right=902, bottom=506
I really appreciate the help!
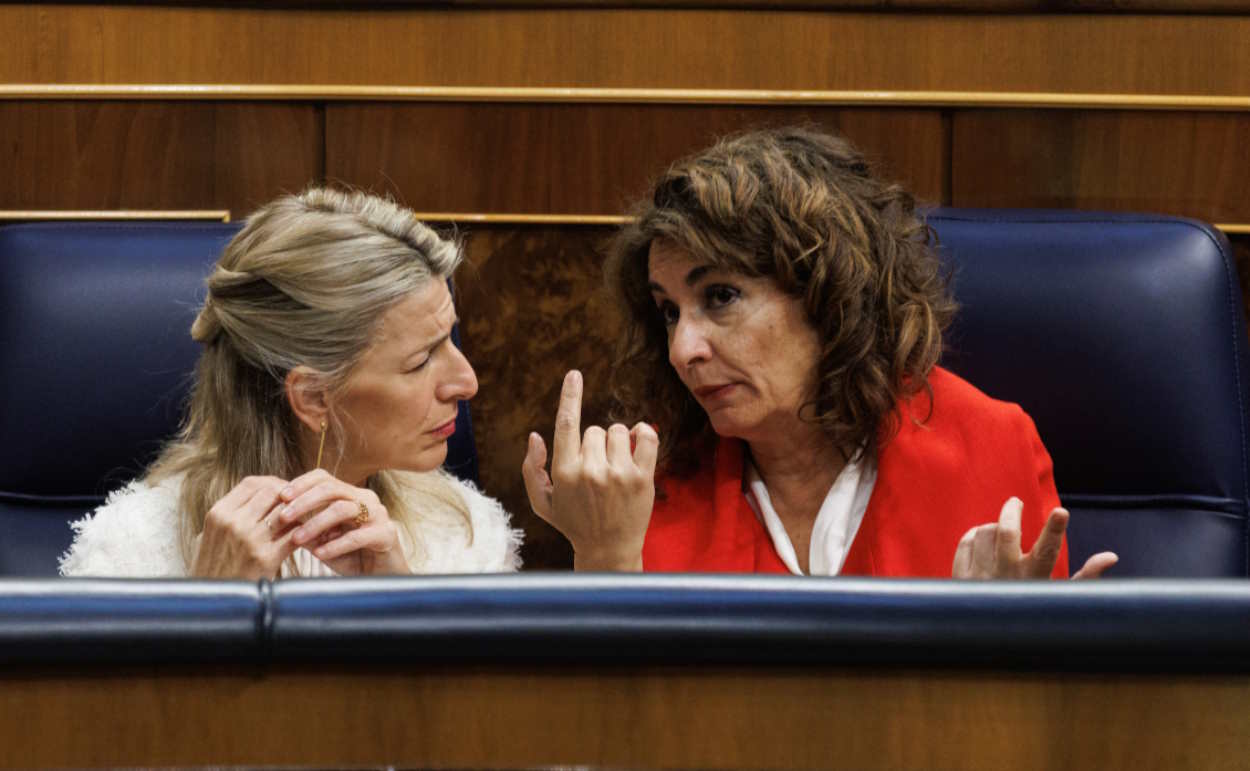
left=0, top=221, right=480, bottom=576
left=3, top=574, right=1250, bottom=669
left=929, top=209, right=1249, bottom=577
left=1, top=212, right=1246, bottom=577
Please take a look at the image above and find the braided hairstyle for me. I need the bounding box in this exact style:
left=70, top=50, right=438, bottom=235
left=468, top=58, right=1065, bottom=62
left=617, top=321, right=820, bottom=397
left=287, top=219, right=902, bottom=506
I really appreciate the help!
left=605, top=126, right=957, bottom=475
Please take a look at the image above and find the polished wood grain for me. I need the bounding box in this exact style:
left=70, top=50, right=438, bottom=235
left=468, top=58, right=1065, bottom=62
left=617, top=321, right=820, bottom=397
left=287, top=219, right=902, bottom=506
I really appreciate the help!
left=327, top=104, right=946, bottom=214
left=442, top=0, right=1250, bottom=7
left=950, top=110, right=1250, bottom=222
left=453, top=226, right=623, bottom=568
left=27, top=0, right=1250, bottom=9
left=3, top=663, right=1249, bottom=769
left=0, top=209, right=232, bottom=221
left=13, top=84, right=1250, bottom=112
left=4, top=6, right=1250, bottom=96
left=0, top=102, right=321, bottom=213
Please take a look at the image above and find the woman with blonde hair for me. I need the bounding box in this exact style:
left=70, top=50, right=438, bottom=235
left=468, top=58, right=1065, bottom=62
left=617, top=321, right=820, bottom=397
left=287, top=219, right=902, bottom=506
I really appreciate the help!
left=61, top=188, right=521, bottom=578
left=523, top=126, right=1116, bottom=579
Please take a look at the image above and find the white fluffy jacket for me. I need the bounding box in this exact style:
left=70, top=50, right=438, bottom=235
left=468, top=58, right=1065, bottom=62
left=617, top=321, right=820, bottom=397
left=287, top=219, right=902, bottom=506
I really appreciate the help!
left=59, top=471, right=523, bottom=577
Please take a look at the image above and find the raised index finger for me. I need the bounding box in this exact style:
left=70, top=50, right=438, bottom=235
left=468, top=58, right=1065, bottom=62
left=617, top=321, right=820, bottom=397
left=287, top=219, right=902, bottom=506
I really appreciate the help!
left=551, top=370, right=583, bottom=472
left=995, top=496, right=1024, bottom=567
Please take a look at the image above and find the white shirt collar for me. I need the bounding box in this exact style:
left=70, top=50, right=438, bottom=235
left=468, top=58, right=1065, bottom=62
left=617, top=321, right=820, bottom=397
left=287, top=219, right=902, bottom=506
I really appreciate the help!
left=744, top=452, right=878, bottom=576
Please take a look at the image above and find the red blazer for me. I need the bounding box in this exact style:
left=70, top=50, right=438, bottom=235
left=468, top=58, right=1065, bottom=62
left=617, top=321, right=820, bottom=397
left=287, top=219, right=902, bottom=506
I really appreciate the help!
left=642, top=367, right=1068, bottom=578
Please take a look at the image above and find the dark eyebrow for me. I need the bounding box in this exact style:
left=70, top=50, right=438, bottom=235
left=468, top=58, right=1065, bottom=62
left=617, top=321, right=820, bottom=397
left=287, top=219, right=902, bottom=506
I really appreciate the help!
left=648, top=265, right=715, bottom=295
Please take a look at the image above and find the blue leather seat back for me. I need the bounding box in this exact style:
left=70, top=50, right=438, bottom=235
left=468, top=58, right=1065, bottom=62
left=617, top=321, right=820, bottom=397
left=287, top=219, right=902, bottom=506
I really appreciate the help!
left=929, top=210, right=1250, bottom=576
left=0, top=222, right=480, bottom=576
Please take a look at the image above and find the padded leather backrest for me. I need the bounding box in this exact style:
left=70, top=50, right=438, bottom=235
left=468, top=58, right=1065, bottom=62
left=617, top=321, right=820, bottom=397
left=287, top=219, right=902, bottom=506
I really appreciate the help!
left=5, top=575, right=1250, bottom=669
left=929, top=209, right=1250, bottom=576
left=0, top=222, right=480, bottom=575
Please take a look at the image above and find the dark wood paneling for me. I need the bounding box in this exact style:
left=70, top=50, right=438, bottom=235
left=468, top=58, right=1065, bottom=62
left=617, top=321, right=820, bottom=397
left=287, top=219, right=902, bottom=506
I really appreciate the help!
left=327, top=104, right=946, bottom=214
left=6, top=663, right=1250, bottom=769
left=5, top=6, right=1250, bottom=95
left=0, top=101, right=321, bottom=214
left=454, top=226, right=625, bottom=569
left=17, top=1, right=1250, bottom=10
left=951, top=111, right=1250, bottom=223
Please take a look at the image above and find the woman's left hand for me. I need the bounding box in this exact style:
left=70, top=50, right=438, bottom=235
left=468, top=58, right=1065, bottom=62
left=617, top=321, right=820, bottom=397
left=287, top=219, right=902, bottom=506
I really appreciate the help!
left=951, top=497, right=1119, bottom=580
left=274, top=468, right=410, bottom=576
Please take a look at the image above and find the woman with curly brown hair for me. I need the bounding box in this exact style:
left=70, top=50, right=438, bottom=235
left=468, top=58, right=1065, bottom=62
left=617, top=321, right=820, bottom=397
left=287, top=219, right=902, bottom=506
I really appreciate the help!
left=522, top=126, right=1116, bottom=579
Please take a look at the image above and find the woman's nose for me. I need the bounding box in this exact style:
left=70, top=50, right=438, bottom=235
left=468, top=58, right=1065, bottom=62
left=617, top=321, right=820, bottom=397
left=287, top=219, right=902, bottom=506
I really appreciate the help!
left=668, top=316, right=712, bottom=371
left=440, top=343, right=479, bottom=402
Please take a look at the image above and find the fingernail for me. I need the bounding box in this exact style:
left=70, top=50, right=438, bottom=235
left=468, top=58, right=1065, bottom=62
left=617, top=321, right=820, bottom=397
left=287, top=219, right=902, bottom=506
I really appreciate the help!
left=569, top=370, right=582, bottom=388
left=280, top=486, right=294, bottom=500
left=293, top=527, right=306, bottom=544
left=280, top=505, right=293, bottom=520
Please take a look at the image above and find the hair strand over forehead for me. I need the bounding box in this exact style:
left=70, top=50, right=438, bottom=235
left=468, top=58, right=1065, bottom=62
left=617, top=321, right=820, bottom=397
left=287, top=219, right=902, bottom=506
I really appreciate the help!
left=150, top=187, right=472, bottom=565
left=605, top=126, right=957, bottom=476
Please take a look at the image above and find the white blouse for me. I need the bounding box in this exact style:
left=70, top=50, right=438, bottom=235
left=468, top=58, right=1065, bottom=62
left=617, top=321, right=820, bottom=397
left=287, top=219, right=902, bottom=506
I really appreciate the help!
left=59, top=470, right=523, bottom=577
left=744, top=455, right=878, bottom=576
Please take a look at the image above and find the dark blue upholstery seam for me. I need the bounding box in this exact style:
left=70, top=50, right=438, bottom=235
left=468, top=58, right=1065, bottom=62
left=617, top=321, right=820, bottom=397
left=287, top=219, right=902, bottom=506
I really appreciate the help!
left=1186, top=219, right=1250, bottom=573
left=0, top=222, right=237, bottom=235
left=1192, top=221, right=1250, bottom=503
left=0, top=491, right=103, bottom=504
left=1060, top=493, right=1244, bottom=508
left=925, top=214, right=1206, bottom=227
left=258, top=579, right=275, bottom=660
left=1062, top=503, right=1245, bottom=521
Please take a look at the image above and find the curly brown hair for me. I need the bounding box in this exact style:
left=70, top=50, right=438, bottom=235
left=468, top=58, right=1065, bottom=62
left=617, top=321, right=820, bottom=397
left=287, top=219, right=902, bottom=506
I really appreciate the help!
left=605, top=125, right=957, bottom=476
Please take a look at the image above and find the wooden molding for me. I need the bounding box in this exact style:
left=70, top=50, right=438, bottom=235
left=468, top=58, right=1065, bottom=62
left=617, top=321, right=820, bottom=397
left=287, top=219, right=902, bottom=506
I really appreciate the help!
left=2, top=209, right=1240, bottom=233
left=4, top=85, right=1250, bottom=112
left=421, top=212, right=1250, bottom=235
left=0, top=210, right=232, bottom=222
left=13, top=1, right=1250, bottom=11
left=415, top=212, right=631, bottom=225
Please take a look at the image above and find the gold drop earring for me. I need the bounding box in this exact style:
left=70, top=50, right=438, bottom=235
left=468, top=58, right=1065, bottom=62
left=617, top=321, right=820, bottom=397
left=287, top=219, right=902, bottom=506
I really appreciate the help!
left=314, top=420, right=328, bottom=470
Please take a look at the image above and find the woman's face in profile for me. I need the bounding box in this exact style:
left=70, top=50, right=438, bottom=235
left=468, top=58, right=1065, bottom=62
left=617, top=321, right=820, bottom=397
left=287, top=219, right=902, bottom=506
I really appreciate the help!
left=647, top=240, right=822, bottom=445
left=332, top=280, right=478, bottom=481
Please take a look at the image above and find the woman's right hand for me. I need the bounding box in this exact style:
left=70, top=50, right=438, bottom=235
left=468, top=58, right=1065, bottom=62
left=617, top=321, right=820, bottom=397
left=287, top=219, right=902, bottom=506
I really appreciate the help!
left=521, top=370, right=660, bottom=571
left=190, top=475, right=301, bottom=580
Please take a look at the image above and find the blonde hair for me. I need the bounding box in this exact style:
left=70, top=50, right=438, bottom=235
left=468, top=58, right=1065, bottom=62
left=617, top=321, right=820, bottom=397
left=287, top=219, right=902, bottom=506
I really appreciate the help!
left=148, top=187, right=470, bottom=566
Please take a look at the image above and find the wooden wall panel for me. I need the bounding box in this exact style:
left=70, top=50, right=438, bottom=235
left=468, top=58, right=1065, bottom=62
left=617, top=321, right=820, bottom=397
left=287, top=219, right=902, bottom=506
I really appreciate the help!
left=326, top=104, right=946, bottom=214
left=0, top=101, right=321, bottom=215
left=7, top=664, right=1250, bottom=769
left=454, top=226, right=624, bottom=568
left=950, top=110, right=1250, bottom=222
left=4, top=6, right=1250, bottom=96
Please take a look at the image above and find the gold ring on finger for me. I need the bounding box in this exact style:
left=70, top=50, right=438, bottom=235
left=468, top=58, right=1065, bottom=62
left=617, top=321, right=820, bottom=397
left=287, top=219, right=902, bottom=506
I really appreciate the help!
left=353, top=501, right=370, bottom=528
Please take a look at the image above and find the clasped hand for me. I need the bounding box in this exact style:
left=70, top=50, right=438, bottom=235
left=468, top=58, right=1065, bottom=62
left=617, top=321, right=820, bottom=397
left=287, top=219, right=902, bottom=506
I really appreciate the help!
left=190, top=468, right=408, bottom=579
left=952, top=497, right=1118, bottom=579
left=521, top=370, right=659, bottom=571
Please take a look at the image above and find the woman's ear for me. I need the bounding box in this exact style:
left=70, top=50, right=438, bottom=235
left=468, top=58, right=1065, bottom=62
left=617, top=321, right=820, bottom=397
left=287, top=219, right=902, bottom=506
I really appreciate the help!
left=285, top=366, right=330, bottom=433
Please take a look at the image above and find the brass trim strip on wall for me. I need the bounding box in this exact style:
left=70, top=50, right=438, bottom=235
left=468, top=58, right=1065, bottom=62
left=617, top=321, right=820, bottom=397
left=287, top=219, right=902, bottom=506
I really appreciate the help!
left=3, top=210, right=1241, bottom=232
left=4, top=84, right=1250, bottom=111
left=0, top=210, right=232, bottom=222
left=420, top=212, right=1250, bottom=234
left=416, top=212, right=631, bottom=225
